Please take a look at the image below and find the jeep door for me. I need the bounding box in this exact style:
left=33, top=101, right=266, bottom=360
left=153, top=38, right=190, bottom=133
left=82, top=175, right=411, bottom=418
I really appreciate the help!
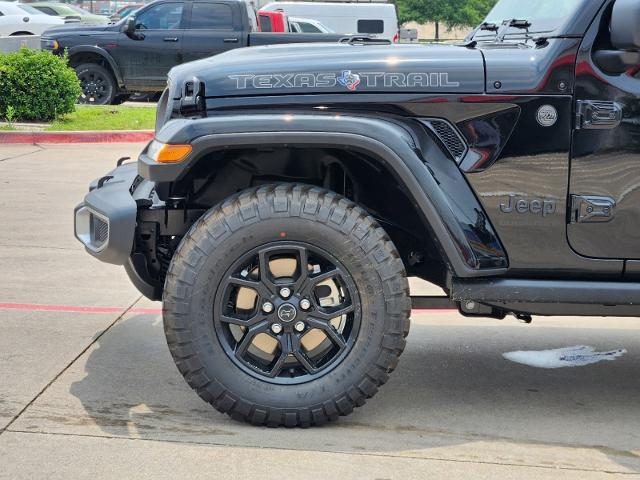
left=181, top=1, right=248, bottom=64
left=115, top=1, right=186, bottom=89
left=568, top=0, right=640, bottom=261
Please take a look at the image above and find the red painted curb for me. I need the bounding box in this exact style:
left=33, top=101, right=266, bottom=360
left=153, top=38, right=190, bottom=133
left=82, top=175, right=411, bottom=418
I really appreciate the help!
left=0, top=130, right=154, bottom=144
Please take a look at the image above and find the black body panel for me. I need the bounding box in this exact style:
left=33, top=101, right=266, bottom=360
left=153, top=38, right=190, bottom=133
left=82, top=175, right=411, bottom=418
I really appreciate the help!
left=568, top=1, right=640, bottom=260
left=463, top=95, right=623, bottom=276
left=482, top=39, right=582, bottom=95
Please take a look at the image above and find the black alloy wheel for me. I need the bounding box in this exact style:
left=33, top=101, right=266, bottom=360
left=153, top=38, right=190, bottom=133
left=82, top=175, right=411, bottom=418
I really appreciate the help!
left=75, top=63, right=116, bottom=105
left=214, top=242, right=361, bottom=384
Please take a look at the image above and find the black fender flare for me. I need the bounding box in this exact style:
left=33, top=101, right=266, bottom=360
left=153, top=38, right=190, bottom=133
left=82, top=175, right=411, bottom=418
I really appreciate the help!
left=139, top=114, right=508, bottom=278
left=67, top=45, right=124, bottom=87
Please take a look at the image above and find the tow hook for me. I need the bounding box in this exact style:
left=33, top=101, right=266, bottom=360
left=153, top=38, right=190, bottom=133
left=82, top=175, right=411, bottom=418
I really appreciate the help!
left=97, top=175, right=113, bottom=189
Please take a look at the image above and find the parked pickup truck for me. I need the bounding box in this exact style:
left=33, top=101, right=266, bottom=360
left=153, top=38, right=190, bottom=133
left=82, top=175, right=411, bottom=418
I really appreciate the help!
left=41, top=0, right=352, bottom=104
left=75, top=0, right=640, bottom=427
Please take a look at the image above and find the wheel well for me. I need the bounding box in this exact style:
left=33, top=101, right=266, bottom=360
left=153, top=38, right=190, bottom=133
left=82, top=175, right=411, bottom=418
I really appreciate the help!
left=68, top=53, right=118, bottom=82
left=163, top=146, right=449, bottom=287
left=10, top=31, right=34, bottom=36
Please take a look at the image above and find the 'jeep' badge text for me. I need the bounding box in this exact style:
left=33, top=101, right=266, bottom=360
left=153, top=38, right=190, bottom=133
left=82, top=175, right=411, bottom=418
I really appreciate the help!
left=500, top=194, right=557, bottom=216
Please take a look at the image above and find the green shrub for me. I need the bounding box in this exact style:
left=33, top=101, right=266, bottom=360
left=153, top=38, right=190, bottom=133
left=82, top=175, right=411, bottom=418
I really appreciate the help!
left=0, top=49, right=81, bottom=122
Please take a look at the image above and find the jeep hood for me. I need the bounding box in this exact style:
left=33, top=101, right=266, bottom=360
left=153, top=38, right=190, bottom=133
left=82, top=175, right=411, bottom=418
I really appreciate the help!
left=168, top=43, right=485, bottom=99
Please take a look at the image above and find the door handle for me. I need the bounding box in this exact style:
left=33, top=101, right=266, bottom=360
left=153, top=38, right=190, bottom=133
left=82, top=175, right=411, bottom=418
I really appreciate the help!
left=223, top=38, right=239, bottom=43
left=163, top=37, right=179, bottom=42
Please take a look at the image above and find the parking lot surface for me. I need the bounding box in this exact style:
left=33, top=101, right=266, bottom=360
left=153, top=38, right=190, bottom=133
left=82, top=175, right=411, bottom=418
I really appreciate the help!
left=1, top=144, right=640, bottom=479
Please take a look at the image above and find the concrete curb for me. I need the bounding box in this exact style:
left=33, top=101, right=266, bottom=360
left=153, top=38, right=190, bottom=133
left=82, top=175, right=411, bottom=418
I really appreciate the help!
left=0, top=130, right=154, bottom=144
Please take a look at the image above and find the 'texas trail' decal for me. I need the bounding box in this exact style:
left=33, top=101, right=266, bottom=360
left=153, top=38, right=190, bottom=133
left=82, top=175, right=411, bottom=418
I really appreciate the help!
left=228, top=70, right=460, bottom=91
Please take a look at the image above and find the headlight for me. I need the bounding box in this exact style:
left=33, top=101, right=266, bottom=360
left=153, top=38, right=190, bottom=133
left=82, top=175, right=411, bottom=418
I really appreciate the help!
left=40, top=38, right=59, bottom=50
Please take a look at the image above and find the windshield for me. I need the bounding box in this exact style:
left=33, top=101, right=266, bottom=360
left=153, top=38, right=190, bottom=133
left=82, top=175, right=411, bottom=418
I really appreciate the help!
left=116, top=6, right=137, bottom=16
left=477, top=0, right=584, bottom=36
left=18, top=5, right=45, bottom=15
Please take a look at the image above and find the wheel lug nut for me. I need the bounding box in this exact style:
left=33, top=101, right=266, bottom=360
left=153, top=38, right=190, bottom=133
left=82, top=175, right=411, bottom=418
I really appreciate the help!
left=300, top=299, right=311, bottom=310
left=294, top=321, right=305, bottom=333
left=280, top=287, right=292, bottom=298
left=271, top=323, right=283, bottom=334
left=262, top=302, right=274, bottom=314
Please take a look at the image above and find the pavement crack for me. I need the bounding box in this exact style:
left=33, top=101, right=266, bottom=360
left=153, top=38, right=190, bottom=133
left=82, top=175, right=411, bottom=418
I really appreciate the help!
left=0, top=295, right=143, bottom=435
left=0, top=145, right=44, bottom=163
left=4, top=429, right=640, bottom=476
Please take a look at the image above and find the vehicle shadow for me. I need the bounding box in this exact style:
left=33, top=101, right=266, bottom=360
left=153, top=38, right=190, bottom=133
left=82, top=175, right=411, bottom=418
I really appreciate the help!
left=69, top=313, right=640, bottom=473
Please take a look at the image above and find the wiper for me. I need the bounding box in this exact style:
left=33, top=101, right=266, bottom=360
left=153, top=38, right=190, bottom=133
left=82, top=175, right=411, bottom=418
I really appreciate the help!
left=479, top=22, right=499, bottom=32
left=471, top=18, right=533, bottom=43
left=508, top=19, right=532, bottom=30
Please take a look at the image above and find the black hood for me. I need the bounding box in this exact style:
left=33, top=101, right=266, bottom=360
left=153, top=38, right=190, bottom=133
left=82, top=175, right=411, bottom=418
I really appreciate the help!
left=42, top=22, right=117, bottom=37
left=168, top=43, right=486, bottom=99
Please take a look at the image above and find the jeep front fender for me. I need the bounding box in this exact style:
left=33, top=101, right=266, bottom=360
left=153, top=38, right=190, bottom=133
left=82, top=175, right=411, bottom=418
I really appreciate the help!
left=139, top=114, right=508, bottom=277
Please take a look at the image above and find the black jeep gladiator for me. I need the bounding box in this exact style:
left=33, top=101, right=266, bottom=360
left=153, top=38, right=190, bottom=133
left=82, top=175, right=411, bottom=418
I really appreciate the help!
left=41, top=0, right=351, bottom=105
left=74, top=0, right=640, bottom=427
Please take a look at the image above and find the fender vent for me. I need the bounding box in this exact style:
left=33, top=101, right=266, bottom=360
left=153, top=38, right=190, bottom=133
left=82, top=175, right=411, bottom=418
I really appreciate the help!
left=421, top=119, right=468, bottom=163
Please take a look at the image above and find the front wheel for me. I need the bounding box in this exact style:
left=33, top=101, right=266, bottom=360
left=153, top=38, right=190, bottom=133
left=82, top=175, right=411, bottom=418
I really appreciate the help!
left=163, top=184, right=411, bottom=427
left=75, top=63, right=116, bottom=105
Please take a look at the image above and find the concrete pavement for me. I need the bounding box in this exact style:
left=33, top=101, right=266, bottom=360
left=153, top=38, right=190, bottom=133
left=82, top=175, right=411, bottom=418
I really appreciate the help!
left=1, top=144, right=640, bottom=479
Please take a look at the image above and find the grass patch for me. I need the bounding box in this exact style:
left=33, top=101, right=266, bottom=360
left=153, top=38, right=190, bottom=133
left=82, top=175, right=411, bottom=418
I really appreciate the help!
left=0, top=125, right=16, bottom=131
left=47, top=105, right=155, bottom=131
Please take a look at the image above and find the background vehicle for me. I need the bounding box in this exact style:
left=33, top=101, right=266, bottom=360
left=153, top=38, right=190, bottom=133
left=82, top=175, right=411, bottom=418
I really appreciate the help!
left=42, top=0, right=357, bottom=105
left=109, top=3, right=142, bottom=21
left=260, top=1, right=398, bottom=41
left=256, top=9, right=287, bottom=32
left=30, top=2, right=109, bottom=24
left=289, top=16, right=333, bottom=33
left=257, top=10, right=332, bottom=33
left=74, top=0, right=640, bottom=428
left=0, top=1, right=63, bottom=35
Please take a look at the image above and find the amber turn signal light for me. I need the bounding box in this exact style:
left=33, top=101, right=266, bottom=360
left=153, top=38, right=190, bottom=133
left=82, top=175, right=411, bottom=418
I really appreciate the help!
left=148, top=141, right=192, bottom=163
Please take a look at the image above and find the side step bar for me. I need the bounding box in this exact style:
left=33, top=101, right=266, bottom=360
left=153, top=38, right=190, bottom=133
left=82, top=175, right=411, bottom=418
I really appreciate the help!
left=451, top=278, right=640, bottom=305
left=411, top=296, right=456, bottom=310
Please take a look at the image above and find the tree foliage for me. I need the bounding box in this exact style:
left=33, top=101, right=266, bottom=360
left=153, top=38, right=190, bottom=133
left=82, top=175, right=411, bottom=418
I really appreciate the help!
left=395, top=0, right=497, bottom=28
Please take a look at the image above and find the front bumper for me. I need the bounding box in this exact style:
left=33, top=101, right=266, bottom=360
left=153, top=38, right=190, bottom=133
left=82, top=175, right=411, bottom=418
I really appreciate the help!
left=74, top=162, right=139, bottom=265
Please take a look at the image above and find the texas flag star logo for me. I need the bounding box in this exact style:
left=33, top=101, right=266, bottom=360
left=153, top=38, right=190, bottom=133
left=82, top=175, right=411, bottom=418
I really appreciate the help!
left=337, top=70, right=361, bottom=91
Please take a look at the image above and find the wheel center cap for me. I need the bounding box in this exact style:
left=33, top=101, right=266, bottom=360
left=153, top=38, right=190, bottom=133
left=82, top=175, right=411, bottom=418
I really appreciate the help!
left=277, top=303, right=297, bottom=322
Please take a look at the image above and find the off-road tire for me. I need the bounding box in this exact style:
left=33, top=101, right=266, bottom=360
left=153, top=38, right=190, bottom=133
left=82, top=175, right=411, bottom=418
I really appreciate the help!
left=163, top=184, right=411, bottom=427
